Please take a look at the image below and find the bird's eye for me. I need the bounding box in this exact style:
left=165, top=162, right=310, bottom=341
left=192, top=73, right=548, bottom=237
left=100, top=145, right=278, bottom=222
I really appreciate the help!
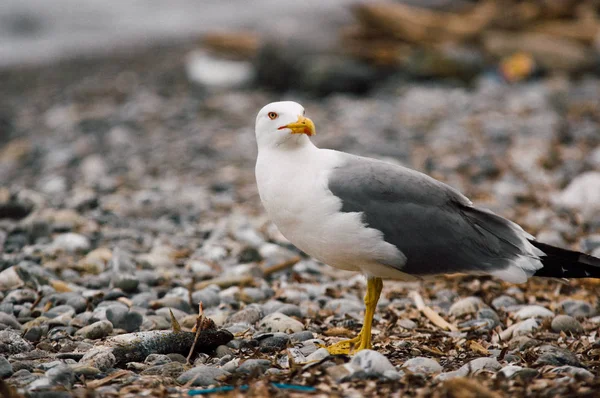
left=268, top=112, right=278, bottom=120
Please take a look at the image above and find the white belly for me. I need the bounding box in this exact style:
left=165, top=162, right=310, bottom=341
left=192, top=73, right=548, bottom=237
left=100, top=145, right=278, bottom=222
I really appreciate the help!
left=256, top=147, right=406, bottom=276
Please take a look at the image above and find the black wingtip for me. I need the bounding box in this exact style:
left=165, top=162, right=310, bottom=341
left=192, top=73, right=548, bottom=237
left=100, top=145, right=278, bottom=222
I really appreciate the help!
left=530, top=240, right=600, bottom=279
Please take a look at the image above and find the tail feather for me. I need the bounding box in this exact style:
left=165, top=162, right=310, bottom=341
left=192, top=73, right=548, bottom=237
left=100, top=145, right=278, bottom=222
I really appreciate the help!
left=530, top=240, right=600, bottom=279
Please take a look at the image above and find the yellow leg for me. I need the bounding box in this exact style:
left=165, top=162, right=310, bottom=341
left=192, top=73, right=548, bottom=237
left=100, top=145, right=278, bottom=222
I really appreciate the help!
left=327, top=277, right=383, bottom=355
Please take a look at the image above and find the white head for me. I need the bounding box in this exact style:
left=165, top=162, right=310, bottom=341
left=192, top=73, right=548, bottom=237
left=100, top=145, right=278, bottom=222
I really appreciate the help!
left=255, top=101, right=316, bottom=150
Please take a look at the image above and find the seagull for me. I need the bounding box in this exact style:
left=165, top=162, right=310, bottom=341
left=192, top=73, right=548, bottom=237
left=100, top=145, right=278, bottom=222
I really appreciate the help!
left=254, top=101, right=600, bottom=355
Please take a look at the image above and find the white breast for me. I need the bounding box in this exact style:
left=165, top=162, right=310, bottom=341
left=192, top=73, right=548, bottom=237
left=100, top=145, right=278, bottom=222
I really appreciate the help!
left=255, top=145, right=406, bottom=276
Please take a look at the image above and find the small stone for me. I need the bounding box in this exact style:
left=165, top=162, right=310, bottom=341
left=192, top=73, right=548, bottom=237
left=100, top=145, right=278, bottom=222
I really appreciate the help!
left=46, top=363, right=74, bottom=389
left=514, top=305, right=554, bottom=319
left=350, top=349, right=396, bottom=375
left=0, top=329, right=33, bottom=354
left=75, top=320, right=113, bottom=339
left=402, top=357, right=442, bottom=375
left=106, top=307, right=143, bottom=333
left=551, top=315, right=584, bottom=334
left=449, top=297, right=486, bottom=317
left=145, top=354, right=172, bottom=366
left=112, top=275, right=139, bottom=294
left=0, top=355, right=13, bottom=378
left=23, top=326, right=44, bottom=342
left=0, top=312, right=21, bottom=330
left=290, top=330, right=314, bottom=342
left=535, top=345, right=581, bottom=367
left=51, top=233, right=91, bottom=252
left=79, top=348, right=117, bottom=372
left=141, top=362, right=185, bottom=377
left=554, top=171, right=600, bottom=218
left=549, top=365, right=594, bottom=380
left=258, top=312, right=304, bottom=333
left=226, top=304, right=263, bottom=325
left=398, top=319, right=417, bottom=330
left=460, top=357, right=502, bottom=374
left=508, top=336, right=540, bottom=351
left=236, top=359, right=271, bottom=375
left=177, top=365, right=229, bottom=386
left=492, top=295, right=518, bottom=310
left=258, top=333, right=290, bottom=353
left=498, top=365, right=523, bottom=378
left=215, top=345, right=234, bottom=358
left=305, top=348, right=329, bottom=363
left=192, top=287, right=221, bottom=309
left=559, top=299, right=596, bottom=318
left=324, top=299, right=363, bottom=315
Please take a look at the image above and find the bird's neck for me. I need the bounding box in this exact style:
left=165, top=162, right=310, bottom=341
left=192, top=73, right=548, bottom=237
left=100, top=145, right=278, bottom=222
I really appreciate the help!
left=263, top=134, right=317, bottom=154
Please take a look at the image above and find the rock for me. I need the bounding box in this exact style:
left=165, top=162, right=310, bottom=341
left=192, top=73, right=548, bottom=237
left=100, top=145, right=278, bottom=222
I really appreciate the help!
left=236, top=359, right=271, bottom=375
left=0, top=312, right=21, bottom=330
left=290, top=330, right=314, bottom=342
left=435, top=357, right=501, bottom=381
left=398, top=319, right=418, bottom=330
left=257, top=333, right=290, bottom=353
left=112, top=275, right=139, bottom=293
left=51, top=233, right=91, bottom=252
left=402, top=357, right=442, bottom=375
left=350, top=350, right=396, bottom=376
left=258, top=312, right=303, bottom=333
left=305, top=348, right=330, bottom=363
left=141, top=361, right=186, bottom=377
left=144, top=354, right=172, bottom=366
left=498, top=365, right=523, bottom=378
left=23, top=326, right=44, bottom=342
left=79, top=349, right=117, bottom=372
left=514, top=305, right=554, bottom=319
left=508, top=336, right=540, bottom=351
left=324, top=298, right=363, bottom=315
left=215, top=345, right=234, bottom=358
left=535, top=345, right=581, bottom=367
left=177, top=365, right=229, bottom=386
left=449, top=297, right=486, bottom=316
left=0, top=329, right=33, bottom=354
left=554, top=172, right=600, bottom=218
left=106, top=307, right=143, bottom=333
left=551, top=315, right=583, bottom=334
left=46, top=363, right=74, bottom=389
left=549, top=365, right=594, bottom=381
left=559, top=299, right=596, bottom=318
left=150, top=297, right=192, bottom=314
left=0, top=355, right=13, bottom=378
left=226, top=304, right=263, bottom=325
left=191, top=287, right=221, bottom=309
left=75, top=320, right=113, bottom=340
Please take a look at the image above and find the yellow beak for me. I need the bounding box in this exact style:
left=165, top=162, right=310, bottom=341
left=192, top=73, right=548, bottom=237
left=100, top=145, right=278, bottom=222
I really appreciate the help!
left=278, top=115, right=316, bottom=136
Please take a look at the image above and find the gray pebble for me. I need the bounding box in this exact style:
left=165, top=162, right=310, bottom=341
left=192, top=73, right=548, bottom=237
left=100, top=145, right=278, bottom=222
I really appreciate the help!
left=258, top=332, right=290, bottom=353
left=106, top=307, right=143, bottom=333
left=350, top=349, right=396, bottom=375
left=46, top=363, right=74, bottom=389
left=51, top=232, right=90, bottom=252
left=305, top=347, right=329, bottom=362
left=236, top=359, right=271, bottom=375
left=0, top=355, right=13, bottom=378
left=402, top=357, right=442, bottom=375
left=535, top=345, right=581, bottom=367
left=551, top=315, right=584, bottom=334
left=23, top=326, right=44, bottom=342
left=145, top=354, right=172, bottom=366
left=514, top=305, right=554, bottom=319
left=131, top=292, right=157, bottom=308
left=0, top=312, right=21, bottom=330
left=75, top=320, right=113, bottom=339
left=560, top=299, right=596, bottom=318
left=324, top=298, right=363, bottom=315
left=0, top=329, right=33, bottom=354
left=215, top=345, right=234, bottom=358
left=112, top=275, right=139, bottom=293
left=79, top=348, right=116, bottom=372
left=258, top=312, right=303, bottom=333
left=492, top=295, right=518, bottom=310
left=177, top=365, right=229, bottom=386
left=449, top=297, right=486, bottom=317
left=191, top=288, right=221, bottom=309
left=549, top=365, right=594, bottom=381
left=226, top=304, right=263, bottom=325
left=398, top=319, right=417, bottom=330
left=290, top=330, right=314, bottom=342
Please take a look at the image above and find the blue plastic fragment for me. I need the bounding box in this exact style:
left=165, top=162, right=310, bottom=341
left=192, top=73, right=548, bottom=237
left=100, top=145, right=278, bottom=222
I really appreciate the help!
left=188, top=383, right=316, bottom=395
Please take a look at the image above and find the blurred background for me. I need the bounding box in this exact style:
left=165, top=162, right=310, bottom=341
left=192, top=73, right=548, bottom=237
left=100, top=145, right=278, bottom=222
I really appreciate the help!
left=1, top=0, right=599, bottom=257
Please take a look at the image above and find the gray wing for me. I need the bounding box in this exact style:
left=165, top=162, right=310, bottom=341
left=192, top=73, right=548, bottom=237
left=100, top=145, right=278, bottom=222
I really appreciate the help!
left=328, top=153, right=539, bottom=278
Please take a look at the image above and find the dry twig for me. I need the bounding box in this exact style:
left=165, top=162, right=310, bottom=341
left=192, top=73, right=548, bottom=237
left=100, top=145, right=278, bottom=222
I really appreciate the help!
left=409, top=291, right=458, bottom=331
